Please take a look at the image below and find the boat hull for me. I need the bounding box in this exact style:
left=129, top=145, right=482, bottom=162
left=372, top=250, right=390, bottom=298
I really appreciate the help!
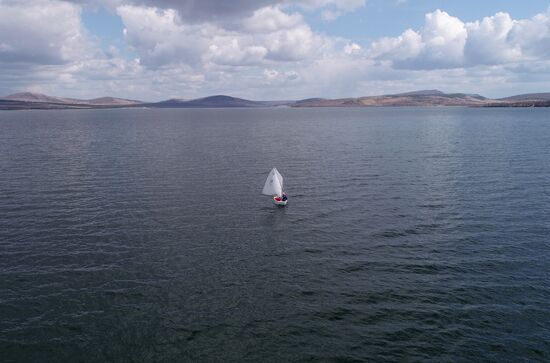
left=273, top=197, right=288, bottom=206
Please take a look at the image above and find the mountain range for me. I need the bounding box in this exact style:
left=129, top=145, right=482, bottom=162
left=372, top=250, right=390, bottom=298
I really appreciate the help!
left=2, top=90, right=550, bottom=110
left=0, top=92, right=143, bottom=110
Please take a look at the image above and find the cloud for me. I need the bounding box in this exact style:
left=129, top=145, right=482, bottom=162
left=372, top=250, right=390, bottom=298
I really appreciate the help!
left=66, top=0, right=366, bottom=22
left=64, top=0, right=278, bottom=21
left=297, top=0, right=365, bottom=12
left=0, top=0, right=347, bottom=99
left=344, top=42, right=362, bottom=55
left=116, top=5, right=207, bottom=67
left=0, top=0, right=145, bottom=98
left=134, top=0, right=277, bottom=22
left=369, top=29, right=423, bottom=62
left=465, top=12, right=521, bottom=65
left=509, top=8, right=550, bottom=58
left=421, top=10, right=467, bottom=66
left=0, top=0, right=94, bottom=65
left=117, top=4, right=327, bottom=68
left=263, top=68, right=299, bottom=84
left=369, top=9, right=466, bottom=69
left=239, top=5, right=303, bottom=33
left=368, top=7, right=550, bottom=70
left=299, top=0, right=366, bottom=21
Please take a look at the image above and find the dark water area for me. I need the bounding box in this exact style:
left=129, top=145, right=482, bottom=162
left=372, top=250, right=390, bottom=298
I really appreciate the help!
left=1, top=107, right=549, bottom=362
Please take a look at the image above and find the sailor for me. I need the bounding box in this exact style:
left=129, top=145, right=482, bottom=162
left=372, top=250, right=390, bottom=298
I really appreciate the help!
left=282, top=193, right=288, bottom=201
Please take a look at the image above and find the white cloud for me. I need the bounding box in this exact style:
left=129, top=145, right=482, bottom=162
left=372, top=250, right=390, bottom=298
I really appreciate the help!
left=117, top=4, right=327, bottom=68
left=239, top=6, right=303, bottom=33
left=0, top=0, right=345, bottom=99
left=369, top=10, right=466, bottom=69
left=465, top=12, right=522, bottom=65
left=509, top=8, right=550, bottom=58
left=0, top=0, right=148, bottom=98
left=0, top=0, right=93, bottom=65
left=208, top=41, right=268, bottom=66
left=263, top=68, right=299, bottom=84
left=344, top=42, right=362, bottom=55
left=369, top=29, right=423, bottom=61
left=421, top=10, right=467, bottom=66
left=116, top=5, right=208, bottom=67
left=299, top=0, right=366, bottom=21
left=368, top=7, right=550, bottom=71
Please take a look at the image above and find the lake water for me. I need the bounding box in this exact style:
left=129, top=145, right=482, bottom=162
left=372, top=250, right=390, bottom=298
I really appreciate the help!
left=1, top=107, right=549, bottom=362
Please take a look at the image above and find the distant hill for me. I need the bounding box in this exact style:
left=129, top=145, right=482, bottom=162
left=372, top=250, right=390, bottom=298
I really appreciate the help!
left=293, top=90, right=491, bottom=107
left=292, top=97, right=353, bottom=107
left=2, top=90, right=550, bottom=110
left=391, top=89, right=445, bottom=97
left=151, top=95, right=265, bottom=108
left=86, top=97, right=143, bottom=106
left=4, top=92, right=73, bottom=104
left=498, top=93, right=550, bottom=101
left=1, top=92, right=143, bottom=108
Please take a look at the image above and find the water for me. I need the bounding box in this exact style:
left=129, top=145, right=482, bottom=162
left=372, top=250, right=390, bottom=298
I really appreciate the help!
left=1, top=107, right=549, bottom=362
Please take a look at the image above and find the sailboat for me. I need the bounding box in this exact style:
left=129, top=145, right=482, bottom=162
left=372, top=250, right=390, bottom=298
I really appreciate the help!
left=262, top=168, right=288, bottom=206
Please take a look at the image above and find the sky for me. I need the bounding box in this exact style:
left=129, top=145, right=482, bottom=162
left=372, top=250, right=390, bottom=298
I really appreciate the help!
left=1, top=0, right=550, bottom=101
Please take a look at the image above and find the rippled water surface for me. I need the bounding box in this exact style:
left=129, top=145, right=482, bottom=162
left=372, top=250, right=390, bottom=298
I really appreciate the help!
left=1, top=107, right=549, bottom=362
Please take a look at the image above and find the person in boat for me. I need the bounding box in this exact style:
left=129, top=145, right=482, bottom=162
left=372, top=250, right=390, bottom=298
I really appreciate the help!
left=282, top=193, right=288, bottom=201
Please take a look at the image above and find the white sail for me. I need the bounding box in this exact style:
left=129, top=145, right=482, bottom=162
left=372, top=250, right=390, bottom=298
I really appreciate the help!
left=262, top=168, right=283, bottom=197
left=273, top=168, right=283, bottom=191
